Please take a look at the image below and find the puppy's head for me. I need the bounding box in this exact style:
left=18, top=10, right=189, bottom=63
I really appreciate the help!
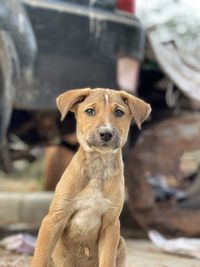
left=57, top=88, right=151, bottom=152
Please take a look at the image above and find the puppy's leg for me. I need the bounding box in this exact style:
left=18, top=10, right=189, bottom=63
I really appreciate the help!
left=31, top=197, right=73, bottom=267
left=31, top=214, right=62, bottom=267
left=116, top=237, right=126, bottom=267
left=98, top=220, right=120, bottom=267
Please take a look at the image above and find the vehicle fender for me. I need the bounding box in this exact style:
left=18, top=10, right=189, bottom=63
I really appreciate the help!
left=0, top=31, right=19, bottom=146
left=0, top=0, right=37, bottom=81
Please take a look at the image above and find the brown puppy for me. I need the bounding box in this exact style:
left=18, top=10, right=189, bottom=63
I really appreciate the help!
left=31, top=88, right=151, bottom=267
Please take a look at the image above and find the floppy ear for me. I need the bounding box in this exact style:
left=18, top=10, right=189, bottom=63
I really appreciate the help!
left=119, top=91, right=151, bottom=129
left=56, top=88, right=91, bottom=121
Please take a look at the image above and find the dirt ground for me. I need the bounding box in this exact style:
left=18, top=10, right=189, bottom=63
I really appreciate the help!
left=0, top=247, right=31, bottom=267
left=0, top=239, right=199, bottom=267
left=126, top=239, right=200, bottom=267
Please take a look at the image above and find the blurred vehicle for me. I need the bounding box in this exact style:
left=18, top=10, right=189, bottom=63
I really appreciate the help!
left=0, top=0, right=145, bottom=171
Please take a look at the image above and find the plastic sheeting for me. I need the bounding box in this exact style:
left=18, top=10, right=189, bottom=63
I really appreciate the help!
left=136, top=0, right=200, bottom=101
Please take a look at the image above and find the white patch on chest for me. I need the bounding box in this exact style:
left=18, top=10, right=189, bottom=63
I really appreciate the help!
left=71, top=192, right=112, bottom=233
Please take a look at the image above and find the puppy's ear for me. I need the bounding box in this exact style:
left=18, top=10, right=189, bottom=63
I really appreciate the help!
left=119, top=91, right=151, bottom=129
left=56, top=88, right=91, bottom=121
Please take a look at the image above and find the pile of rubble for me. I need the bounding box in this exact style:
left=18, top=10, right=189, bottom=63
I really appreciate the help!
left=126, top=114, right=200, bottom=237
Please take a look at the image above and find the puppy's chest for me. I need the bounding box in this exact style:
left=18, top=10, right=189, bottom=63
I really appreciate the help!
left=70, top=191, right=113, bottom=234
left=70, top=158, right=119, bottom=230
left=65, top=156, right=121, bottom=239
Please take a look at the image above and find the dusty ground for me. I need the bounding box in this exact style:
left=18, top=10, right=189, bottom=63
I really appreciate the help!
left=0, top=247, right=31, bottom=267
left=0, top=239, right=199, bottom=267
left=126, top=239, right=200, bottom=267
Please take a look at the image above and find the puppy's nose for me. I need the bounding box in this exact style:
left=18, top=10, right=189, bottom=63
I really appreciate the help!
left=99, top=130, right=113, bottom=142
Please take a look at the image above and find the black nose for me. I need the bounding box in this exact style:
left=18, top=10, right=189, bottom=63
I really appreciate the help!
left=100, top=130, right=113, bottom=142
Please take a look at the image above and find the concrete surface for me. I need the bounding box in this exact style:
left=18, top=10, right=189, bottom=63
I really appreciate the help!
left=0, top=192, right=53, bottom=226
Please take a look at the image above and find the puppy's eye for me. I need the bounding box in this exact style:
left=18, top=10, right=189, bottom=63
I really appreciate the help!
left=114, top=109, right=124, bottom=117
left=85, top=108, right=95, bottom=116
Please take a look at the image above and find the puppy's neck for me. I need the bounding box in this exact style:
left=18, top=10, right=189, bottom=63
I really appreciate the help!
left=78, top=145, right=123, bottom=179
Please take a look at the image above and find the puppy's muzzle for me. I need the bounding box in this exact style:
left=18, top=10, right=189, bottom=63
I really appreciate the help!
left=86, top=125, right=120, bottom=150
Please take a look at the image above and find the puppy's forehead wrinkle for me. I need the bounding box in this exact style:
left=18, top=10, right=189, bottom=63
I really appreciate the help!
left=83, top=89, right=125, bottom=107
left=104, top=93, right=109, bottom=105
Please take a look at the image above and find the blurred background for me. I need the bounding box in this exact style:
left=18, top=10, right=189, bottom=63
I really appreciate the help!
left=0, top=0, right=200, bottom=266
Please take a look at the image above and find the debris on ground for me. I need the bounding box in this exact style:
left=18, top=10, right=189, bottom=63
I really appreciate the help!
left=0, top=234, right=36, bottom=255
left=149, top=230, right=200, bottom=259
left=0, top=247, right=31, bottom=267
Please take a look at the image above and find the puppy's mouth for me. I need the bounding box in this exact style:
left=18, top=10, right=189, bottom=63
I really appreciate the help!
left=102, top=143, right=109, bottom=147
left=87, top=140, right=120, bottom=151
